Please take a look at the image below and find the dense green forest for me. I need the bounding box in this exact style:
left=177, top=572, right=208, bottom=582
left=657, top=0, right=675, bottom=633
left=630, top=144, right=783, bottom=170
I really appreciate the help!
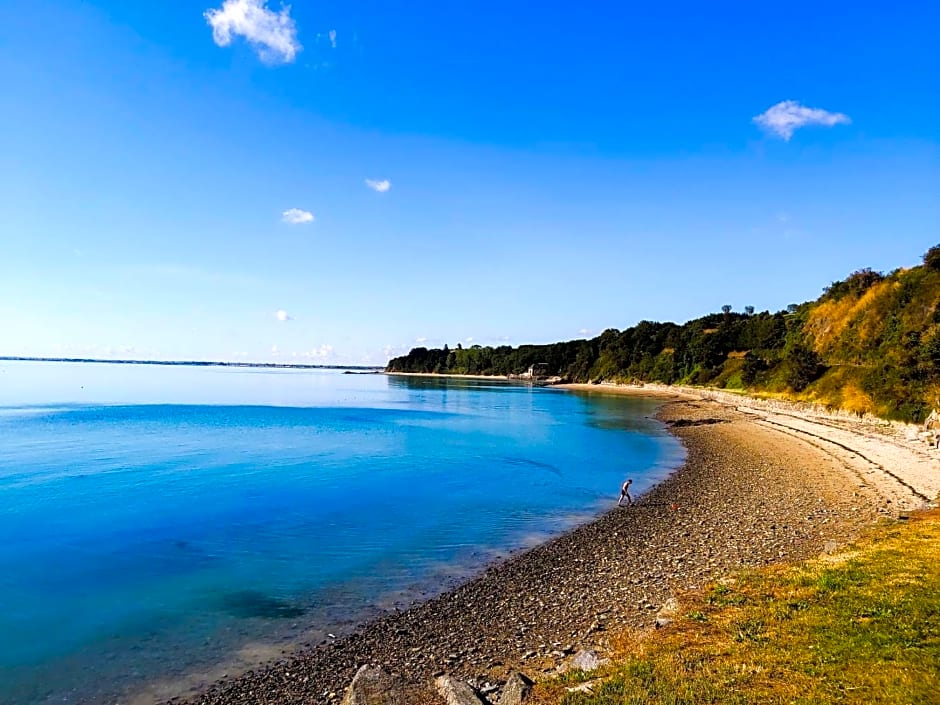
left=387, top=246, right=940, bottom=422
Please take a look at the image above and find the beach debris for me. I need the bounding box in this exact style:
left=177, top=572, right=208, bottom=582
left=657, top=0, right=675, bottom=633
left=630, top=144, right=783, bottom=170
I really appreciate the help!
left=435, top=675, right=489, bottom=705
left=341, top=665, right=401, bottom=705
left=654, top=596, right=680, bottom=627
left=498, top=671, right=533, bottom=705
left=566, top=681, right=596, bottom=694
left=569, top=649, right=608, bottom=672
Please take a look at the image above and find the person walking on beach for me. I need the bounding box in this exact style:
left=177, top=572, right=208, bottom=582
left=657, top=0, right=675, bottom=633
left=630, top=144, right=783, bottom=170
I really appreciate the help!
left=618, top=479, right=633, bottom=507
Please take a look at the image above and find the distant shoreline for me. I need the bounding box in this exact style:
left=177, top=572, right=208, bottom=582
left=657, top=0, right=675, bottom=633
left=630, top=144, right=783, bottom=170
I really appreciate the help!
left=556, top=381, right=698, bottom=399
left=0, top=356, right=383, bottom=371
left=384, top=371, right=510, bottom=380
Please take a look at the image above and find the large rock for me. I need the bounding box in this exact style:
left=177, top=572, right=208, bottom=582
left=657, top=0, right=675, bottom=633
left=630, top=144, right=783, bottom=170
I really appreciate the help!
left=499, top=672, right=533, bottom=705
left=570, top=649, right=608, bottom=672
left=435, top=675, right=488, bottom=705
left=342, top=665, right=401, bottom=705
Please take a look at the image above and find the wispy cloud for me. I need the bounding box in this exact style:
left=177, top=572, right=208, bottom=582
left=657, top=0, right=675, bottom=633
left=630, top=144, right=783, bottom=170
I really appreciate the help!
left=205, top=0, right=301, bottom=64
left=275, top=309, right=291, bottom=321
left=578, top=328, right=592, bottom=337
left=415, top=336, right=427, bottom=344
left=753, top=100, right=851, bottom=141
left=282, top=207, right=314, bottom=224
left=329, top=29, right=337, bottom=48
left=365, top=178, right=391, bottom=193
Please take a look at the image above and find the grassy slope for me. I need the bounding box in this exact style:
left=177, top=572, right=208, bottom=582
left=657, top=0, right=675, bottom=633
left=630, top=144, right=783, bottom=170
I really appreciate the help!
left=531, top=510, right=940, bottom=705
left=795, top=265, right=940, bottom=420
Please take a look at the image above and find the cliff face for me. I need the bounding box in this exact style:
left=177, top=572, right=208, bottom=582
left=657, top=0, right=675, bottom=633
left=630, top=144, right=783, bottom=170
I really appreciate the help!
left=388, top=247, right=940, bottom=422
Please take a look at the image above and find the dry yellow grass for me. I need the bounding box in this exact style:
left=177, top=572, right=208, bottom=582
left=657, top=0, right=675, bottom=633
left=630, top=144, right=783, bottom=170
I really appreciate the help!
left=530, top=508, right=940, bottom=705
left=805, top=280, right=899, bottom=358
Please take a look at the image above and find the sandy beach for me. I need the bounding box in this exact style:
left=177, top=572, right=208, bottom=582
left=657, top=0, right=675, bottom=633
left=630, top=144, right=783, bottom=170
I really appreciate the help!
left=386, top=372, right=511, bottom=380
left=163, top=390, right=937, bottom=705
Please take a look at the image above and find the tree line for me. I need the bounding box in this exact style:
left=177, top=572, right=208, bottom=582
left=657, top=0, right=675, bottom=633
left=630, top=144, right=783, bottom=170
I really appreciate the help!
left=387, top=246, right=940, bottom=422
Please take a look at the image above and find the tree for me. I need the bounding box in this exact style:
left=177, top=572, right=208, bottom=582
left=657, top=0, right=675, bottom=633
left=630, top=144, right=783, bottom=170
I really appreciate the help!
left=741, top=351, right=767, bottom=386
left=924, top=245, right=940, bottom=271
left=824, top=268, right=884, bottom=301
left=744, top=305, right=755, bottom=316
left=721, top=304, right=732, bottom=315
left=784, top=345, right=823, bottom=392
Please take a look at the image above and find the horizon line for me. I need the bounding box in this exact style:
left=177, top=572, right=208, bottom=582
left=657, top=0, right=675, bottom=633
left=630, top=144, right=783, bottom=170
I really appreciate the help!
left=0, top=356, right=385, bottom=371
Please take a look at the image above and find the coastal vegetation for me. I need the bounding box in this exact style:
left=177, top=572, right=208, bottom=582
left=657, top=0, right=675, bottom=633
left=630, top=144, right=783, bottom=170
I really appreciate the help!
left=387, top=246, right=940, bottom=422
left=532, top=509, right=940, bottom=705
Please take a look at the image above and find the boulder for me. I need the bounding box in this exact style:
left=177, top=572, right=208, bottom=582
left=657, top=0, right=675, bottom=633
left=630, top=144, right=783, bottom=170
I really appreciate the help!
left=342, top=665, right=401, bottom=705
left=435, top=675, right=488, bottom=705
left=570, top=649, right=607, bottom=672
left=498, top=672, right=533, bottom=705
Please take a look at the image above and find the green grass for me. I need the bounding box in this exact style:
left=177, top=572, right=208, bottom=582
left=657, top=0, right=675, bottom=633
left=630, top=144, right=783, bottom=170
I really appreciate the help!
left=531, top=509, right=940, bottom=705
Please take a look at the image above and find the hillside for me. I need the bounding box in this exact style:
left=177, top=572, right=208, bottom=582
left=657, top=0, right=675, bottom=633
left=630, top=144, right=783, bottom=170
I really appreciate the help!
left=386, top=246, right=940, bottom=422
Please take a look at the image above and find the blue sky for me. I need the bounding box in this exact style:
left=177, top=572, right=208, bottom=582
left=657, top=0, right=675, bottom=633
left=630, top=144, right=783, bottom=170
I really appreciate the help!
left=1, top=0, right=937, bottom=364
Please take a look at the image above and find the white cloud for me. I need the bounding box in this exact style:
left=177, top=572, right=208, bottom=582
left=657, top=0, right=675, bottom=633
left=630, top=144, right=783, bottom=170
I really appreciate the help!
left=578, top=328, right=592, bottom=336
left=282, top=208, right=314, bottom=224
left=303, top=344, right=334, bottom=358
left=753, top=100, right=851, bottom=141
left=205, top=0, right=302, bottom=65
left=271, top=344, right=280, bottom=355
left=415, top=336, right=427, bottom=344
left=275, top=309, right=291, bottom=321
left=329, top=29, right=337, bottom=48
left=465, top=337, right=474, bottom=344
left=365, top=178, right=391, bottom=193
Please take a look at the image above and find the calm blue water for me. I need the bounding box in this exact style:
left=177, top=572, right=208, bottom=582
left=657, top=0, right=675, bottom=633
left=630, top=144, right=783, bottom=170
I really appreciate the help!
left=0, top=362, right=682, bottom=705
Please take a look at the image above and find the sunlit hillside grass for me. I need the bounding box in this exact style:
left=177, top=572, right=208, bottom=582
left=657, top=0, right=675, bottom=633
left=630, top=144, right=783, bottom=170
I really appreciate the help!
left=798, top=261, right=940, bottom=419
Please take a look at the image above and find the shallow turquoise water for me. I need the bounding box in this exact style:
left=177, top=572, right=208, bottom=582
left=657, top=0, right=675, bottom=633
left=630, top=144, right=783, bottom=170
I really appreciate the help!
left=0, top=362, right=682, bottom=704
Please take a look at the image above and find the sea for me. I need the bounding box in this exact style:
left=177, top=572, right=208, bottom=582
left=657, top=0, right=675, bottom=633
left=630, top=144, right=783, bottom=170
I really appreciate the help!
left=0, top=361, right=683, bottom=705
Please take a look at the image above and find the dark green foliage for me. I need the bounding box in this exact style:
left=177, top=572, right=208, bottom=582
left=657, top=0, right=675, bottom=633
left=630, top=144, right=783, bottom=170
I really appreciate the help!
left=741, top=351, right=768, bottom=386
left=924, top=245, right=940, bottom=271
left=387, top=251, right=940, bottom=422
left=783, top=345, right=823, bottom=392
left=823, top=268, right=885, bottom=302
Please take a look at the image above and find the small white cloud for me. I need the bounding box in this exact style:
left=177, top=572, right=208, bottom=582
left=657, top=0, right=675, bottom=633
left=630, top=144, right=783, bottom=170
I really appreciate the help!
left=303, top=344, right=334, bottom=358
left=753, top=100, right=851, bottom=141
left=415, top=336, right=427, bottom=344
left=578, top=328, right=592, bottom=336
left=271, top=344, right=280, bottom=355
left=328, top=29, right=337, bottom=48
left=275, top=309, right=291, bottom=321
left=365, top=178, right=391, bottom=193
left=204, top=0, right=302, bottom=65
left=465, top=337, right=474, bottom=344
left=282, top=208, right=314, bottom=224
